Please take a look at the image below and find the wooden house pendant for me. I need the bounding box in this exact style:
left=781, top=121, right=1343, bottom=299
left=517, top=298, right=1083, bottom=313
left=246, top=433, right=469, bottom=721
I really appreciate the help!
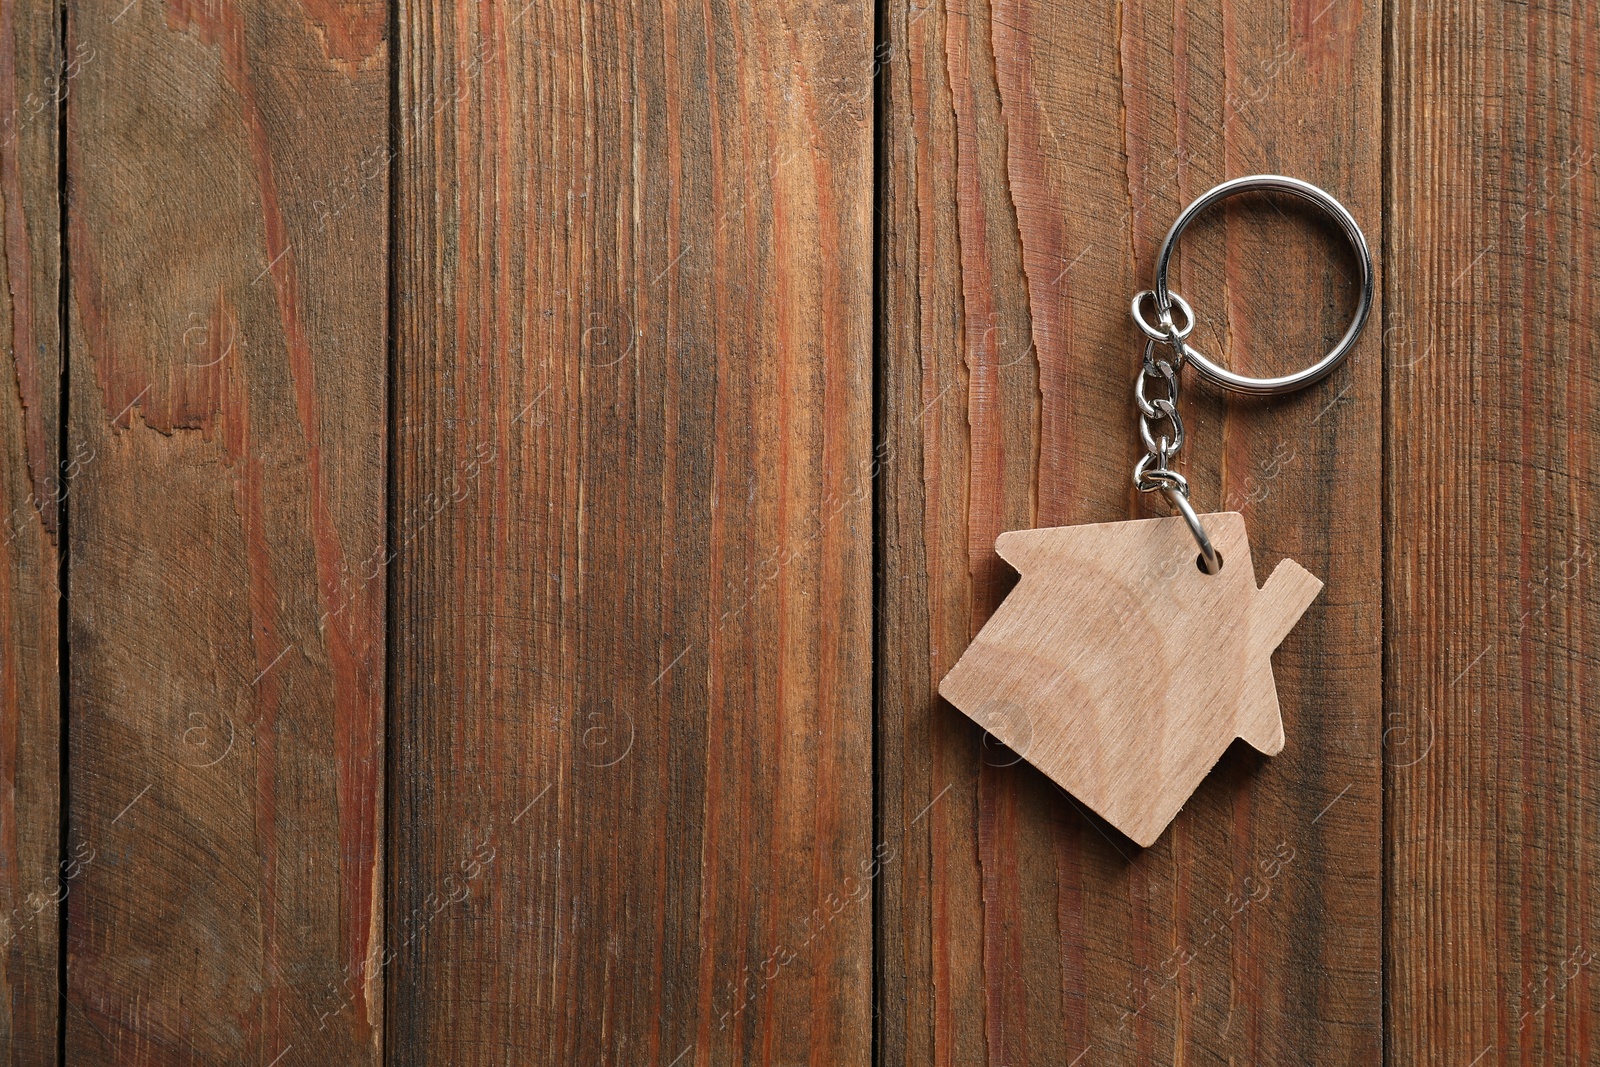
left=938, top=176, right=1374, bottom=846
left=938, top=513, right=1320, bottom=846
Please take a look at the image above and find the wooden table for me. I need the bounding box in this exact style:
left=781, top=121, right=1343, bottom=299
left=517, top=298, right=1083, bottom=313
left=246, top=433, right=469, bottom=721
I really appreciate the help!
left=0, top=0, right=1591, bottom=1062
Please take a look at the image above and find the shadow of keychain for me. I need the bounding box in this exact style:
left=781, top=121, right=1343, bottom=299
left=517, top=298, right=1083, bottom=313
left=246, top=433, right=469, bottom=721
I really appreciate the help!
left=939, top=175, right=1374, bottom=847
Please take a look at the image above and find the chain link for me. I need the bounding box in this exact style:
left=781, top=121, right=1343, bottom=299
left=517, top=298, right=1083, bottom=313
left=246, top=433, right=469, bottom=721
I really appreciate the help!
left=1130, top=289, right=1195, bottom=496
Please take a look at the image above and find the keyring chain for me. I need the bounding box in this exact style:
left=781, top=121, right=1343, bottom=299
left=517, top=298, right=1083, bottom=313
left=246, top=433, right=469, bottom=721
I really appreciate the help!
left=938, top=173, right=1374, bottom=848
left=1128, top=287, right=1223, bottom=573
left=1124, top=174, right=1376, bottom=575
left=1130, top=289, right=1196, bottom=498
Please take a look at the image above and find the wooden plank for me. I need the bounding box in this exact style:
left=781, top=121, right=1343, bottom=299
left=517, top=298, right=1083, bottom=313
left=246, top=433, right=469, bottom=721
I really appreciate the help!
left=1386, top=2, right=1600, bottom=1063
left=387, top=0, right=873, bottom=1063
left=63, top=1, right=388, bottom=1062
left=877, top=0, right=1383, bottom=1061
left=0, top=0, right=61, bottom=1059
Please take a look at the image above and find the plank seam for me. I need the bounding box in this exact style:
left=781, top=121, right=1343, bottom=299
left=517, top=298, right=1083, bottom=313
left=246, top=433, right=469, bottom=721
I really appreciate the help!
left=1379, top=0, right=1393, bottom=1063
left=381, top=0, right=401, bottom=1062
left=872, top=0, right=889, bottom=1059
left=54, top=0, right=70, bottom=1061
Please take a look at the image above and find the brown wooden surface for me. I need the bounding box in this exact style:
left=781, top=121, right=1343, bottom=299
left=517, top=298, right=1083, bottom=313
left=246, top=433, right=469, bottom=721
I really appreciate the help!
left=0, top=0, right=1590, bottom=1063
left=0, top=0, right=59, bottom=1061
left=62, top=0, right=388, bottom=1063
left=877, top=0, right=1383, bottom=1062
left=386, top=0, right=873, bottom=1063
left=1386, top=1, right=1600, bottom=1063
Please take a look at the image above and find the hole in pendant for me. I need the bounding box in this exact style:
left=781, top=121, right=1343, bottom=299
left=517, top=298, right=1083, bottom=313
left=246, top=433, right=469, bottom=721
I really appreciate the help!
left=1197, top=551, right=1224, bottom=575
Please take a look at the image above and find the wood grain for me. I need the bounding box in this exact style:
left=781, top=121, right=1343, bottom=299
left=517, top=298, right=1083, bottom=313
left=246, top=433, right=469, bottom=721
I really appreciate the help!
left=877, top=0, right=1383, bottom=1061
left=1386, top=1, right=1600, bottom=1062
left=387, top=0, right=874, bottom=1063
left=940, top=513, right=1321, bottom=847
left=19, top=0, right=1596, bottom=1059
left=63, top=0, right=388, bottom=1062
left=0, top=0, right=60, bottom=1060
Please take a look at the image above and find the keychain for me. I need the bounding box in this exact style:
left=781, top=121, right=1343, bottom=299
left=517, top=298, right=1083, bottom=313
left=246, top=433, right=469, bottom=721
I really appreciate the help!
left=939, top=175, right=1374, bottom=846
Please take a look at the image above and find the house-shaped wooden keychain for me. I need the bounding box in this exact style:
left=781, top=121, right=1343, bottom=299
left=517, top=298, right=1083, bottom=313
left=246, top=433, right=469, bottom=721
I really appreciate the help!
left=938, top=512, right=1321, bottom=847
left=938, top=174, right=1373, bottom=846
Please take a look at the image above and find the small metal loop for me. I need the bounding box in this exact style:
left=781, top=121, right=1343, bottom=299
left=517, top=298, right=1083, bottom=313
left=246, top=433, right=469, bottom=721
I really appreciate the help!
left=1132, top=289, right=1195, bottom=345
left=1133, top=454, right=1187, bottom=496
left=1164, top=485, right=1222, bottom=575
left=1150, top=174, right=1374, bottom=396
left=1132, top=453, right=1160, bottom=491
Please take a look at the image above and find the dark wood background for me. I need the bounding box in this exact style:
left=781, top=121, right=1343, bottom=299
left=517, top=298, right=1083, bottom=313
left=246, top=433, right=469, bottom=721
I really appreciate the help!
left=0, top=0, right=1591, bottom=1062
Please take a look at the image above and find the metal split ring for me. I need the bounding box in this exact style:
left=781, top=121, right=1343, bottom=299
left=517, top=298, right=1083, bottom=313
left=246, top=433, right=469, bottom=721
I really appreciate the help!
left=1151, top=173, right=1374, bottom=397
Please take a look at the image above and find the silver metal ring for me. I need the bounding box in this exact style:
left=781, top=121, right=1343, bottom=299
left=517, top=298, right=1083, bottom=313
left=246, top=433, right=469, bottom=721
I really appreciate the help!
left=1132, top=454, right=1187, bottom=496
left=1131, top=289, right=1195, bottom=344
left=1152, top=174, right=1374, bottom=397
